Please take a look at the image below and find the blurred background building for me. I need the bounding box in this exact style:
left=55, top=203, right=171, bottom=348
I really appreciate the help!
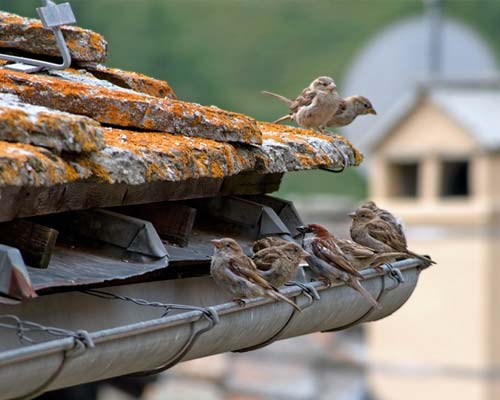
left=2, top=0, right=499, bottom=399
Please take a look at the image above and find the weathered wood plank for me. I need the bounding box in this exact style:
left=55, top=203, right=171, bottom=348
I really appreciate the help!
left=0, top=173, right=282, bottom=223
left=115, top=202, right=196, bottom=247
left=0, top=219, right=57, bottom=268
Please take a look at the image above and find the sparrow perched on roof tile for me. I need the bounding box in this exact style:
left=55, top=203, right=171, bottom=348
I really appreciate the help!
left=263, top=76, right=341, bottom=134
left=252, top=242, right=309, bottom=288
left=252, top=236, right=290, bottom=253
left=210, top=238, right=301, bottom=311
left=349, top=208, right=434, bottom=265
left=262, top=91, right=376, bottom=129
left=327, top=96, right=376, bottom=128
left=297, top=224, right=380, bottom=308
left=359, top=201, right=404, bottom=237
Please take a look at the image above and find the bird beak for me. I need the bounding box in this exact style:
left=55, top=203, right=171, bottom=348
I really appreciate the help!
left=300, top=249, right=310, bottom=259
left=296, top=225, right=313, bottom=234
left=348, top=212, right=355, bottom=219
left=368, top=108, right=377, bottom=115
left=327, top=84, right=336, bottom=93
left=211, top=239, right=222, bottom=249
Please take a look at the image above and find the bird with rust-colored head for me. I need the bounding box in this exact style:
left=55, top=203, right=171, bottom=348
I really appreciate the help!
left=210, top=238, right=301, bottom=311
left=297, top=224, right=380, bottom=309
left=349, top=208, right=434, bottom=265
left=252, top=241, right=309, bottom=288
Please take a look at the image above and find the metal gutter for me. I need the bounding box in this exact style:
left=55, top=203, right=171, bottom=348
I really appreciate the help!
left=0, top=259, right=424, bottom=399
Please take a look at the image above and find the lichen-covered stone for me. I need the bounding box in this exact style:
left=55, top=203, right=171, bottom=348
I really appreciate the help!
left=81, top=63, right=177, bottom=99
left=248, top=122, right=363, bottom=173
left=80, top=128, right=253, bottom=185
left=0, top=12, right=107, bottom=63
left=0, top=93, right=104, bottom=153
left=0, top=69, right=262, bottom=146
left=0, top=141, right=90, bottom=186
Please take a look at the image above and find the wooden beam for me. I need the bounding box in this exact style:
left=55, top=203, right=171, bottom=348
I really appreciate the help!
left=0, top=219, right=58, bottom=268
left=114, top=202, right=197, bottom=247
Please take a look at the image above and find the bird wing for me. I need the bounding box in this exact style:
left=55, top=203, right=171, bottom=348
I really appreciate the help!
left=333, top=99, right=347, bottom=116
left=228, top=255, right=276, bottom=290
left=366, top=219, right=407, bottom=252
left=338, top=239, right=375, bottom=259
left=290, top=88, right=316, bottom=113
left=312, top=238, right=363, bottom=278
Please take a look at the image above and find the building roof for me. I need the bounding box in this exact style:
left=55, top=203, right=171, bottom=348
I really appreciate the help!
left=0, top=11, right=361, bottom=211
left=367, top=83, right=500, bottom=152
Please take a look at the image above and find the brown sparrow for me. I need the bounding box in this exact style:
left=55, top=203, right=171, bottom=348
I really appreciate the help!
left=263, top=76, right=341, bottom=134
left=360, top=201, right=404, bottom=237
left=349, top=208, right=434, bottom=265
left=252, top=242, right=309, bottom=288
left=210, top=238, right=301, bottom=311
left=297, top=224, right=380, bottom=309
left=327, top=96, right=376, bottom=128
left=335, top=237, right=406, bottom=272
left=252, top=236, right=290, bottom=253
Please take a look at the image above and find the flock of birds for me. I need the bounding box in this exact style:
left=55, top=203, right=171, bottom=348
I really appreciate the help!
left=210, top=202, right=435, bottom=311
left=210, top=76, right=433, bottom=310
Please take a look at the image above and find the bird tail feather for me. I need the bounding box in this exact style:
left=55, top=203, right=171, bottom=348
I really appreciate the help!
left=261, top=91, right=293, bottom=107
left=273, top=114, right=292, bottom=124
left=348, top=278, right=381, bottom=310
left=407, top=250, right=436, bottom=265
left=269, top=290, right=302, bottom=312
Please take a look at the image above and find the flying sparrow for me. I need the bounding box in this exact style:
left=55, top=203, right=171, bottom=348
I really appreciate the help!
left=252, top=236, right=290, bottom=253
left=349, top=208, right=435, bottom=265
left=297, top=224, right=381, bottom=309
left=252, top=242, right=309, bottom=288
left=210, top=238, right=301, bottom=311
left=327, top=95, right=376, bottom=128
left=263, top=76, right=341, bottom=133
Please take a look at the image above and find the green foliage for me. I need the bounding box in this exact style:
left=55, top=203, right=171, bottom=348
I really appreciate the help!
left=1, top=0, right=498, bottom=199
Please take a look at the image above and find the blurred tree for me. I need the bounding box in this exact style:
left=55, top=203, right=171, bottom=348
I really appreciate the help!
left=0, top=0, right=498, bottom=198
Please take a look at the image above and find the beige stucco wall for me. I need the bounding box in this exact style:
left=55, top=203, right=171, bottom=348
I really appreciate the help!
left=367, top=98, right=500, bottom=400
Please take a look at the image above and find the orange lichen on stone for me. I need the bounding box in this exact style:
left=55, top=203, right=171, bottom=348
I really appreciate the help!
left=82, top=64, right=177, bottom=99
left=0, top=93, right=104, bottom=153
left=0, top=11, right=107, bottom=62
left=78, top=128, right=254, bottom=185
left=259, top=122, right=363, bottom=167
left=0, top=69, right=262, bottom=145
left=0, top=141, right=90, bottom=186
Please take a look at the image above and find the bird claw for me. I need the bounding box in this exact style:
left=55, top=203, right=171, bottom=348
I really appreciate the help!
left=234, top=298, right=248, bottom=307
left=286, top=281, right=321, bottom=302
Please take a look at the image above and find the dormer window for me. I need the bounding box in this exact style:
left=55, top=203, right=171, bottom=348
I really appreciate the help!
left=388, top=161, right=419, bottom=198
left=440, top=159, right=469, bottom=197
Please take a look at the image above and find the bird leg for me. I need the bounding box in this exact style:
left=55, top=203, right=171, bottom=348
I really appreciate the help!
left=233, top=298, right=248, bottom=307
left=286, top=281, right=321, bottom=302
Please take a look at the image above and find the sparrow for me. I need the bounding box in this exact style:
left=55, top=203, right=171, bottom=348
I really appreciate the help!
left=297, top=224, right=381, bottom=309
left=252, top=242, right=309, bottom=288
left=210, top=238, right=301, bottom=312
left=262, top=91, right=376, bottom=128
left=327, top=96, right=376, bottom=128
left=349, top=208, right=435, bottom=265
left=252, top=236, right=290, bottom=253
left=263, top=76, right=341, bottom=134
left=335, top=237, right=407, bottom=272
left=359, top=201, right=404, bottom=236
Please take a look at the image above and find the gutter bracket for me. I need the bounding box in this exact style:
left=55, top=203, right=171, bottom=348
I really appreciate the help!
left=322, top=262, right=403, bottom=333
